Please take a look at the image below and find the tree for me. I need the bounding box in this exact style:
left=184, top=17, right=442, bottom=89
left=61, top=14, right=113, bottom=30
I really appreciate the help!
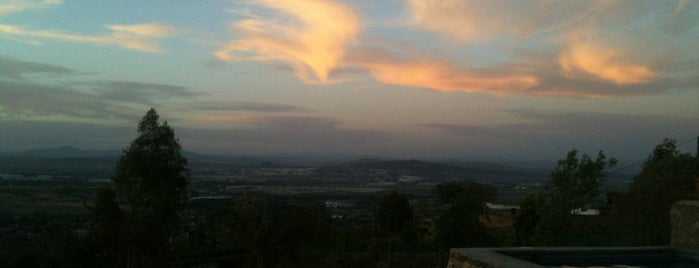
left=612, top=139, right=698, bottom=245
left=434, top=181, right=496, bottom=206
left=543, top=149, right=617, bottom=215
left=86, top=188, right=126, bottom=267
left=512, top=193, right=543, bottom=246
left=271, top=204, right=335, bottom=266
left=110, top=108, right=191, bottom=266
left=433, top=181, right=496, bottom=266
left=377, top=191, right=413, bottom=233
left=229, top=193, right=268, bottom=267
left=531, top=149, right=616, bottom=245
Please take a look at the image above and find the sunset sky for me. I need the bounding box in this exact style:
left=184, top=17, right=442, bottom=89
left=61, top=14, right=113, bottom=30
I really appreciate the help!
left=1, top=0, right=697, bottom=161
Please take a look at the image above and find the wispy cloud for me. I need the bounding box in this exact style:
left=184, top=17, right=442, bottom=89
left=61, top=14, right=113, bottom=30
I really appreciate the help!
left=0, top=56, right=76, bottom=80
left=214, top=0, right=696, bottom=98
left=401, top=0, right=696, bottom=96
left=0, top=58, right=196, bottom=121
left=558, top=28, right=658, bottom=85
left=90, top=81, right=197, bottom=104
left=360, top=57, right=539, bottom=94
left=196, top=101, right=311, bottom=113
left=105, top=23, right=179, bottom=37
left=408, top=0, right=593, bottom=42
left=0, top=22, right=179, bottom=52
left=0, top=0, right=61, bottom=16
left=215, top=0, right=360, bottom=83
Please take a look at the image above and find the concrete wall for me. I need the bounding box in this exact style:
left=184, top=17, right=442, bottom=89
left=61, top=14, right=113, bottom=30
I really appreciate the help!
left=670, top=200, right=699, bottom=252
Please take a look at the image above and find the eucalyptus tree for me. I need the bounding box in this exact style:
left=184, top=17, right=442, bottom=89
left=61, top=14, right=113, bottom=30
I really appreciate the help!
left=111, top=108, right=190, bottom=266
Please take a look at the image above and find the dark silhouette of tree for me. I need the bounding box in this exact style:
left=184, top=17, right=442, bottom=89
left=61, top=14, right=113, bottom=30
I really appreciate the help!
left=512, top=193, right=542, bottom=246
left=434, top=181, right=496, bottom=206
left=91, top=108, right=190, bottom=266
left=86, top=188, right=126, bottom=267
left=210, top=193, right=336, bottom=267
left=433, top=181, right=496, bottom=266
left=544, top=150, right=616, bottom=215
left=271, top=204, right=335, bottom=266
left=525, top=149, right=616, bottom=245
left=377, top=191, right=413, bottom=233
left=374, top=191, right=414, bottom=265
left=229, top=193, right=268, bottom=267
left=612, top=139, right=698, bottom=245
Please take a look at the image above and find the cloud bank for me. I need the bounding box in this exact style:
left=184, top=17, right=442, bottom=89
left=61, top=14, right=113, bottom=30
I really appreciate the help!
left=0, top=57, right=196, bottom=121
left=218, top=0, right=697, bottom=98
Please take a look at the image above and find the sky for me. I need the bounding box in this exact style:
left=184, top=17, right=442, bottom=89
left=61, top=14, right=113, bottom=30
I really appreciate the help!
left=0, top=0, right=697, bottom=161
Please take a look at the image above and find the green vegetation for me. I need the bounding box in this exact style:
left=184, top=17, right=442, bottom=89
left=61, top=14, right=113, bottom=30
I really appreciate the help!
left=514, top=150, right=617, bottom=246
left=87, top=108, right=192, bottom=266
left=377, top=191, right=413, bottom=233
left=611, top=139, right=699, bottom=245
left=514, top=140, right=698, bottom=247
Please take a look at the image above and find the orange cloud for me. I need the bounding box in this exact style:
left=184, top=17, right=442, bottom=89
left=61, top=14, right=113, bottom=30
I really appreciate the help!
left=0, top=22, right=179, bottom=52
left=363, top=60, right=539, bottom=94
left=215, top=0, right=360, bottom=83
left=559, top=34, right=657, bottom=85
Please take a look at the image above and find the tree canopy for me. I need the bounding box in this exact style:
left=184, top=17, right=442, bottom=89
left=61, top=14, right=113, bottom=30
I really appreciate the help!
left=433, top=181, right=496, bottom=265
left=91, top=108, right=191, bottom=266
left=543, top=150, right=617, bottom=215
left=377, top=191, right=414, bottom=233
left=612, top=139, right=698, bottom=245
left=515, top=149, right=616, bottom=246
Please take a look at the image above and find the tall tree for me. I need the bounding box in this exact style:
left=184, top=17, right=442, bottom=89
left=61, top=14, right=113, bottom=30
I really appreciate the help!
left=612, top=139, right=698, bottom=245
left=531, top=149, right=616, bottom=245
left=543, top=150, right=617, bottom=215
left=111, top=108, right=190, bottom=266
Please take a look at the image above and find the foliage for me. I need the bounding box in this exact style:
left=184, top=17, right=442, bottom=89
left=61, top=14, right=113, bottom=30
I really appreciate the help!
left=434, top=181, right=496, bottom=206
left=512, top=193, right=542, bottom=246
left=433, top=181, right=496, bottom=266
left=86, top=188, right=125, bottom=267
left=377, top=191, right=414, bottom=233
left=516, top=149, right=616, bottom=246
left=201, top=193, right=337, bottom=267
left=612, top=139, right=698, bottom=245
left=228, top=193, right=268, bottom=267
left=271, top=204, right=335, bottom=266
left=88, top=108, right=191, bottom=266
left=543, top=150, right=616, bottom=215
